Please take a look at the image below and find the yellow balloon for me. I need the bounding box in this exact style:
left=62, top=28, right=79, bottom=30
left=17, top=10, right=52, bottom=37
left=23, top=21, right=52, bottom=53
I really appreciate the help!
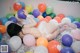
left=26, top=51, right=32, bottom=53
left=25, top=5, right=33, bottom=13
left=37, top=15, right=44, bottom=20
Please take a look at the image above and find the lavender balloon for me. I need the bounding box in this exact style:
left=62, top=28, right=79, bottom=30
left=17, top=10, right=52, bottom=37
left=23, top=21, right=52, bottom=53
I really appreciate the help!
left=32, top=9, right=40, bottom=18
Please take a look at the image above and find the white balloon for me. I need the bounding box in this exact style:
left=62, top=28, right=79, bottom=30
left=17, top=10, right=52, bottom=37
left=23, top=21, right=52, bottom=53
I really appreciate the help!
left=71, top=41, right=80, bottom=53
left=9, top=36, right=22, bottom=51
left=34, top=46, right=48, bottom=53
left=61, top=17, right=71, bottom=24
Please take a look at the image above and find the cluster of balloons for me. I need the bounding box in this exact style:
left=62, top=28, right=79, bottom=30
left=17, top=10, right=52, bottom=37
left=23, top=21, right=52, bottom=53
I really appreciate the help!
left=0, top=1, right=80, bottom=53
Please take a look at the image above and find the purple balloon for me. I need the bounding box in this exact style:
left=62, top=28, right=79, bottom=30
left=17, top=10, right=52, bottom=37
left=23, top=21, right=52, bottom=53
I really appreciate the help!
left=74, top=22, right=80, bottom=28
left=32, top=9, right=40, bottom=18
left=61, top=34, right=73, bottom=47
left=60, top=47, right=74, bottom=53
left=9, top=17, right=18, bottom=23
left=18, top=9, right=27, bottom=19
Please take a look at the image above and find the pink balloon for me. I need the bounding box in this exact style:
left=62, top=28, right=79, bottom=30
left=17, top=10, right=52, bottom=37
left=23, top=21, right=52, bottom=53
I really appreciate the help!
left=71, top=29, right=80, bottom=40
left=23, top=34, right=36, bottom=47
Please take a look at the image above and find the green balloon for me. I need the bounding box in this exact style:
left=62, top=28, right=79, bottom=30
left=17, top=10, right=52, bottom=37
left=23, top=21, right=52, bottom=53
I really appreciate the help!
left=29, top=12, right=33, bottom=15
left=46, top=7, right=53, bottom=15
left=48, top=13, right=56, bottom=19
left=6, top=13, right=14, bottom=19
left=75, top=18, right=80, bottom=22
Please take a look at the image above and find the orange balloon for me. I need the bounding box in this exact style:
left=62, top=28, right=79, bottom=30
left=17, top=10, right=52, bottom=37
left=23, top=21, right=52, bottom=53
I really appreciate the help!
left=38, top=3, right=46, bottom=13
left=13, top=2, right=22, bottom=11
left=57, top=14, right=65, bottom=20
left=37, top=37, right=48, bottom=47
left=37, top=15, right=44, bottom=20
left=54, top=16, right=62, bottom=23
left=45, top=16, right=52, bottom=22
left=0, top=25, right=6, bottom=34
left=48, top=40, right=60, bottom=53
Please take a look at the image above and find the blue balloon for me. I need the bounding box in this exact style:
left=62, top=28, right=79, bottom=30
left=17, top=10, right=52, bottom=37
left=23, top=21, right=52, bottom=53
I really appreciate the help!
left=0, top=33, right=2, bottom=41
left=9, top=17, right=18, bottom=23
left=0, top=42, right=11, bottom=53
left=42, top=12, right=47, bottom=18
left=19, top=2, right=25, bottom=8
left=0, top=17, right=8, bottom=25
left=67, top=16, right=75, bottom=22
left=74, top=22, right=80, bottom=28
left=62, top=34, right=73, bottom=47
left=18, top=9, right=27, bottom=19
left=60, top=47, right=74, bottom=53
left=32, top=9, right=40, bottom=18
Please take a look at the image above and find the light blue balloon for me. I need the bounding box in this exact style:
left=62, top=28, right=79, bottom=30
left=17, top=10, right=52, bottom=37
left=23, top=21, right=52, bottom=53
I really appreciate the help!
left=0, top=17, right=8, bottom=25
left=19, top=2, right=25, bottom=8
left=67, top=16, right=75, bottom=22
left=33, top=18, right=39, bottom=22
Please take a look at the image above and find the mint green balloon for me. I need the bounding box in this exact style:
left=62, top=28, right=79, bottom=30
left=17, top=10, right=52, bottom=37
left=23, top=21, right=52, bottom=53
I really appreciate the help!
left=46, top=7, right=53, bottom=15
left=75, top=18, right=80, bottom=22
left=49, top=13, right=56, bottom=19
left=6, top=13, right=14, bottom=19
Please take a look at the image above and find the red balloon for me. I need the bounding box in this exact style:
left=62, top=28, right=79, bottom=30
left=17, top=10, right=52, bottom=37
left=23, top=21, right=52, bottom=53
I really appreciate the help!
left=0, top=21, right=2, bottom=25
left=13, top=2, right=22, bottom=11
left=48, top=40, right=61, bottom=53
left=57, top=14, right=65, bottom=20
left=38, top=3, right=46, bottom=13
left=54, top=16, right=62, bottom=23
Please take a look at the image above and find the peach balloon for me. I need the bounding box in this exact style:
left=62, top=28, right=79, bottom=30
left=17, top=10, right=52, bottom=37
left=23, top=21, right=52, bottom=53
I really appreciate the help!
left=37, top=37, right=48, bottom=47
left=37, top=15, right=44, bottom=20
left=54, top=16, right=61, bottom=23
left=57, top=14, right=65, bottom=19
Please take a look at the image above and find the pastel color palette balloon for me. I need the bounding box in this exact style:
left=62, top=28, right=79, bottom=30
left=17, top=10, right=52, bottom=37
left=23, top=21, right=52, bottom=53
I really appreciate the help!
left=6, top=13, right=14, bottom=19
left=23, top=34, right=36, bottom=47
left=42, top=12, right=47, bottom=18
left=32, top=9, right=40, bottom=18
left=48, top=40, right=61, bottom=53
left=60, top=47, right=74, bottom=53
left=75, top=18, right=80, bottom=22
left=37, top=37, right=48, bottom=47
left=71, top=29, right=80, bottom=40
left=0, top=21, right=2, bottom=25
left=54, top=16, right=61, bottom=23
left=46, top=7, right=53, bottom=15
left=45, top=16, right=52, bottom=22
left=13, top=2, right=22, bottom=11
left=48, top=13, right=56, bottom=19
left=71, top=41, right=80, bottom=53
left=38, top=3, right=46, bottom=13
left=0, top=33, right=2, bottom=41
left=74, top=22, right=80, bottom=28
left=67, top=16, right=75, bottom=22
left=37, top=15, right=44, bottom=20
left=9, top=36, right=22, bottom=51
left=5, top=21, right=13, bottom=27
left=57, top=14, right=65, bottom=19
left=34, top=46, right=48, bottom=53
left=19, top=2, right=25, bottom=8
left=61, top=34, right=73, bottom=47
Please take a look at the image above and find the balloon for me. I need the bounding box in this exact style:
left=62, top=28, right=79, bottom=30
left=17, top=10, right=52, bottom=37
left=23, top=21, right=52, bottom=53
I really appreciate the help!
left=74, top=22, right=80, bottom=28
left=9, top=16, right=18, bottom=23
left=46, top=7, right=53, bottom=15
left=54, top=16, right=62, bottom=23
left=33, top=18, right=39, bottom=22
left=34, top=46, right=48, bottom=53
left=9, top=36, right=22, bottom=51
left=19, top=2, right=25, bottom=8
left=45, top=16, right=52, bottom=22
left=0, top=17, right=8, bottom=25
left=0, top=42, right=11, bottom=53
left=48, top=13, right=56, bottom=19
left=5, top=21, right=13, bottom=27
left=57, top=14, right=65, bottom=19
left=13, top=2, right=22, bottom=11
left=42, top=12, right=47, bottom=18
left=61, top=34, right=73, bottom=47
left=7, top=23, right=22, bottom=37
left=18, top=9, right=27, bottom=19
left=37, top=37, right=48, bottom=47
left=6, top=13, right=14, bottom=19
left=25, top=5, right=33, bottom=13
left=38, top=3, right=46, bottom=13
left=23, top=34, right=36, bottom=47
left=48, top=40, right=61, bottom=53
left=29, top=12, right=33, bottom=15
left=37, top=15, right=44, bottom=20
left=0, top=33, right=2, bottom=41
left=71, top=41, right=80, bottom=53
left=75, top=18, right=80, bottom=22
left=61, top=17, right=71, bottom=24
left=67, top=16, right=75, bottom=22
left=32, top=9, right=40, bottom=18
left=0, top=25, right=6, bottom=34
left=60, top=47, right=74, bottom=53
left=71, top=29, right=80, bottom=40
left=0, top=21, right=2, bottom=25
